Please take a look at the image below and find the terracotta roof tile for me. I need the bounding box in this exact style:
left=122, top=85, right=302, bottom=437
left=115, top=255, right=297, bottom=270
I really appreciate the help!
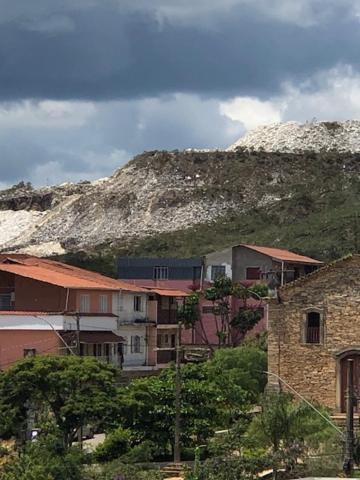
left=240, top=244, right=323, bottom=264
left=0, top=254, right=148, bottom=292
left=144, top=287, right=189, bottom=297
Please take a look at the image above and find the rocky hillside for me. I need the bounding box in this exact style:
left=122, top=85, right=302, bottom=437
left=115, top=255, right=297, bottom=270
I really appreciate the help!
left=229, top=120, right=360, bottom=153
left=0, top=121, right=360, bottom=274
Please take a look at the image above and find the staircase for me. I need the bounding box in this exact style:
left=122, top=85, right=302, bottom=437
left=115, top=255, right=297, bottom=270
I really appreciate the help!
left=160, top=463, right=186, bottom=479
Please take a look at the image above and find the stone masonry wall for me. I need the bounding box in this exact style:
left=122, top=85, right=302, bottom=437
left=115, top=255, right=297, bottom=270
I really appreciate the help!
left=268, top=255, right=360, bottom=411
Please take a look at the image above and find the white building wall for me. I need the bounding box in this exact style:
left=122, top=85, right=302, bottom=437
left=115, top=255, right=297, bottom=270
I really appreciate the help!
left=204, top=247, right=233, bottom=282
left=0, top=314, right=118, bottom=331
left=117, top=324, right=147, bottom=367
left=117, top=291, right=148, bottom=324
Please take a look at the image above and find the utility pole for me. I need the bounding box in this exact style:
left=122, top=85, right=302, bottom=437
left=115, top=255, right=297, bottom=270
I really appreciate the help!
left=344, top=359, right=355, bottom=477
left=76, top=313, right=81, bottom=356
left=75, top=313, right=83, bottom=449
left=174, top=320, right=182, bottom=464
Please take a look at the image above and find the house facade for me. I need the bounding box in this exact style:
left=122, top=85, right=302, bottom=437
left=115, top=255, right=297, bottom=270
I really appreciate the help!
left=204, top=244, right=322, bottom=287
left=267, top=255, right=360, bottom=412
left=0, top=254, right=187, bottom=371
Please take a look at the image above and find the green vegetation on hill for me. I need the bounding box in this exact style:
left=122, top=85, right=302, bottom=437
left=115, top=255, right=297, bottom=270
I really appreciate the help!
left=56, top=150, right=360, bottom=277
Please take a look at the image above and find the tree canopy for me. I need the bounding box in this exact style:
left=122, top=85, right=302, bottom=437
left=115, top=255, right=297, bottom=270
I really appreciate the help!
left=0, top=355, right=119, bottom=447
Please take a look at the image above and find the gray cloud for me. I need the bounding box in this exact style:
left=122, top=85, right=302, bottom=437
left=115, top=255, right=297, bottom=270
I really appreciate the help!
left=1, top=1, right=360, bottom=187
left=0, top=1, right=359, bottom=101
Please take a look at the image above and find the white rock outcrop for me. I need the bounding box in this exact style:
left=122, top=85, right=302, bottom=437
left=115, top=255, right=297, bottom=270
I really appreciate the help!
left=228, top=120, right=360, bottom=153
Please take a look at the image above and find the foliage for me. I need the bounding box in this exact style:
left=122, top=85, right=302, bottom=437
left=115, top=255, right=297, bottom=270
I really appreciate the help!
left=0, top=356, right=119, bottom=447
left=231, top=307, right=262, bottom=334
left=94, top=427, right=131, bottom=463
left=177, top=292, right=200, bottom=327
left=249, top=283, right=269, bottom=298
left=206, top=346, right=267, bottom=405
left=192, top=455, right=269, bottom=480
left=242, top=331, right=268, bottom=352
left=118, top=363, right=223, bottom=455
left=1, top=429, right=84, bottom=480
left=247, top=392, right=337, bottom=477
left=119, top=440, right=156, bottom=464
left=199, top=277, right=267, bottom=348
left=85, top=460, right=163, bottom=480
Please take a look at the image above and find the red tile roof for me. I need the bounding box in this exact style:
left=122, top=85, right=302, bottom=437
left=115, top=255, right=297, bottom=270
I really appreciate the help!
left=144, top=287, right=189, bottom=297
left=239, top=244, right=323, bottom=265
left=0, top=254, right=148, bottom=292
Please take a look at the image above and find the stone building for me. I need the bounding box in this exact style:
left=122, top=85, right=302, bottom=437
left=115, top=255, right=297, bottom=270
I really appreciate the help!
left=268, top=255, right=360, bottom=412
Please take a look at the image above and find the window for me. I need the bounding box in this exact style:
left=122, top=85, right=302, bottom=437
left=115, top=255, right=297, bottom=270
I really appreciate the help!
left=305, top=311, right=321, bottom=344
left=211, top=265, right=226, bottom=281
left=246, top=267, right=261, bottom=280
left=134, top=295, right=142, bottom=312
left=79, top=294, right=90, bottom=313
left=153, top=266, right=169, bottom=280
left=99, top=295, right=108, bottom=313
left=131, top=335, right=141, bottom=353
left=157, top=333, right=171, bottom=348
left=0, top=294, right=11, bottom=310
left=24, top=348, right=36, bottom=358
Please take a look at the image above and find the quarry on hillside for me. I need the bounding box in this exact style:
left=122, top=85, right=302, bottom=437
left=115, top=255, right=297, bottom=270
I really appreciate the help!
left=0, top=121, right=359, bottom=260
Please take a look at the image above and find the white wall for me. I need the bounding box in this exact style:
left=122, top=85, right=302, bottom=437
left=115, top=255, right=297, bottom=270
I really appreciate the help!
left=117, top=291, right=148, bottom=324
left=0, top=314, right=118, bottom=331
left=117, top=324, right=147, bottom=367
left=204, top=247, right=233, bottom=282
left=0, top=314, right=65, bottom=330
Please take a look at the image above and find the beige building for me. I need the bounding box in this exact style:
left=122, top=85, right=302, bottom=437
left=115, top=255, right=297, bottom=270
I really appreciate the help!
left=268, top=255, right=360, bottom=412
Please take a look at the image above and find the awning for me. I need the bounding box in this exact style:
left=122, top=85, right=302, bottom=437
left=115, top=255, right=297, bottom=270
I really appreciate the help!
left=62, top=330, right=124, bottom=344
left=145, top=287, right=189, bottom=297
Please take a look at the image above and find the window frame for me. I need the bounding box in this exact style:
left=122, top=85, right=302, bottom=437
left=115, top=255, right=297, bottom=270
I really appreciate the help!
left=246, top=266, right=262, bottom=280
left=302, top=308, right=324, bottom=345
left=133, top=295, right=142, bottom=312
left=211, top=265, right=226, bottom=281
left=131, top=335, right=141, bottom=354
left=79, top=294, right=91, bottom=313
left=153, top=266, right=169, bottom=280
left=99, top=294, right=109, bottom=313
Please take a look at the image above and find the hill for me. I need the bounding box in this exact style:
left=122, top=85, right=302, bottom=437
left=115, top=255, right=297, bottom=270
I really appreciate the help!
left=0, top=122, right=359, bottom=276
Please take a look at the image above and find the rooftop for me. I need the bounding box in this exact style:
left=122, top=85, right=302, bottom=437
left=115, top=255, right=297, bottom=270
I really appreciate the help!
left=239, top=244, right=323, bottom=265
left=0, top=254, right=148, bottom=292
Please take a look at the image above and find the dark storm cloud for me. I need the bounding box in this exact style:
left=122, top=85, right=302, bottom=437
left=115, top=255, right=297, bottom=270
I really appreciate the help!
left=0, top=1, right=359, bottom=101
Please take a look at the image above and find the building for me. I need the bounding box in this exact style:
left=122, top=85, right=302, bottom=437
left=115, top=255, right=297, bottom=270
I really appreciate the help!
left=118, top=257, right=203, bottom=290
left=0, top=254, right=187, bottom=371
left=267, top=254, right=360, bottom=412
left=204, top=244, right=323, bottom=287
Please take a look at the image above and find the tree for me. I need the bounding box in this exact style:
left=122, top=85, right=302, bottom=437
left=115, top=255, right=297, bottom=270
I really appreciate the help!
left=0, top=430, right=84, bottom=480
left=247, top=392, right=336, bottom=479
left=180, top=277, right=268, bottom=350
left=118, top=363, right=223, bottom=455
left=206, top=345, right=267, bottom=416
left=0, top=355, right=119, bottom=448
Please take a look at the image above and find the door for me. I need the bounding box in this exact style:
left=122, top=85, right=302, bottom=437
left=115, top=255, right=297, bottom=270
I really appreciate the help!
left=340, top=353, right=360, bottom=412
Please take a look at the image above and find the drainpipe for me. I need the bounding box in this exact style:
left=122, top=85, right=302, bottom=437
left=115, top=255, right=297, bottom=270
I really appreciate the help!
left=280, top=261, right=284, bottom=286
left=65, top=288, right=70, bottom=312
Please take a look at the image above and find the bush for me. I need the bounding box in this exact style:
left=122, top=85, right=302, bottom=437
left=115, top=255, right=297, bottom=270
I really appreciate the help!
left=0, top=435, right=84, bottom=480
left=85, top=460, right=163, bottom=480
left=94, top=427, right=131, bottom=463
left=119, top=440, right=156, bottom=463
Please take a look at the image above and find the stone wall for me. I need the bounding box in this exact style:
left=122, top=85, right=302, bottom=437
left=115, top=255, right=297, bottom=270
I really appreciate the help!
left=268, top=255, right=360, bottom=411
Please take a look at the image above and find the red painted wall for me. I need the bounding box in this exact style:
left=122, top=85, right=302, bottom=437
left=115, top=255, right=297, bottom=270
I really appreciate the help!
left=14, top=276, right=68, bottom=311
left=0, top=330, right=61, bottom=369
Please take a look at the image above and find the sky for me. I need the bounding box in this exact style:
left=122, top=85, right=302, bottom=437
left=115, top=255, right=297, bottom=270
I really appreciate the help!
left=2, top=0, right=360, bottom=186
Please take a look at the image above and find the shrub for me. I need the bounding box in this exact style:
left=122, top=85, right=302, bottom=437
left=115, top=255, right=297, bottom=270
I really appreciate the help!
left=119, top=440, right=156, bottom=463
left=94, top=427, right=131, bottom=463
